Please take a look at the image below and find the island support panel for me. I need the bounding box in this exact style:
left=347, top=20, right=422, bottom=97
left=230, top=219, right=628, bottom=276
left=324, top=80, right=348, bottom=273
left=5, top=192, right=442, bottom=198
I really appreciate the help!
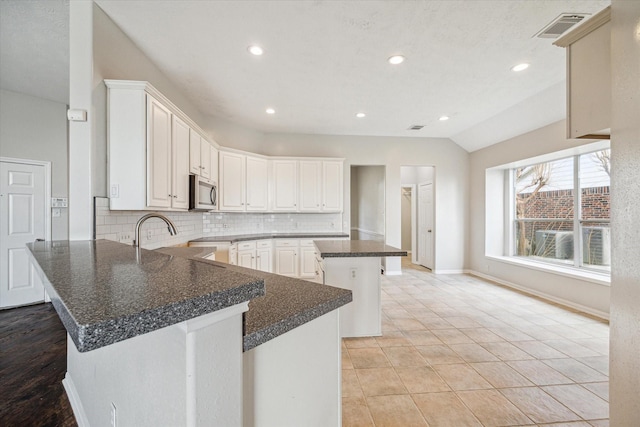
left=243, top=310, right=341, bottom=427
left=63, top=303, right=248, bottom=427
left=324, top=256, right=382, bottom=337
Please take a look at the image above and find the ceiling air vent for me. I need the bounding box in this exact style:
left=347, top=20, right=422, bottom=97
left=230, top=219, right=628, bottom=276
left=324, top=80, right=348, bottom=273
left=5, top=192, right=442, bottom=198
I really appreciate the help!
left=408, top=125, right=424, bottom=130
left=535, top=13, right=588, bottom=39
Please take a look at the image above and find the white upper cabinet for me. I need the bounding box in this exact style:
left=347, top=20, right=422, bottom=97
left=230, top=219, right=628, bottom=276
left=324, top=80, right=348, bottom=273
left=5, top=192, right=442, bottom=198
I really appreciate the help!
left=200, top=138, right=212, bottom=180
left=171, top=116, right=191, bottom=210
left=219, top=151, right=246, bottom=211
left=271, top=160, right=298, bottom=211
left=269, top=158, right=343, bottom=213
left=106, top=80, right=212, bottom=211
left=299, top=160, right=322, bottom=211
left=322, top=160, right=343, bottom=212
left=554, top=7, right=611, bottom=140
left=219, top=151, right=268, bottom=212
left=189, top=130, right=201, bottom=175
left=246, top=156, right=268, bottom=211
left=146, top=96, right=173, bottom=208
left=190, top=129, right=214, bottom=181
left=210, top=145, right=219, bottom=184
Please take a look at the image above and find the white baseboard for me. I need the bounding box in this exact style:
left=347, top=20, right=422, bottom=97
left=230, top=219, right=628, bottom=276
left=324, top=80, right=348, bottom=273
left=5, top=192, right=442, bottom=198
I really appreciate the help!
left=433, top=269, right=466, bottom=274
left=385, top=270, right=403, bottom=276
left=468, top=270, right=609, bottom=321
left=63, top=373, right=89, bottom=427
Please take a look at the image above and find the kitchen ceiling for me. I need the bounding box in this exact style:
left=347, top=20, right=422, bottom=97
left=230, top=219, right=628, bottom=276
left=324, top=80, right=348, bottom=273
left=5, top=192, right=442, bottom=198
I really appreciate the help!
left=0, top=0, right=610, bottom=152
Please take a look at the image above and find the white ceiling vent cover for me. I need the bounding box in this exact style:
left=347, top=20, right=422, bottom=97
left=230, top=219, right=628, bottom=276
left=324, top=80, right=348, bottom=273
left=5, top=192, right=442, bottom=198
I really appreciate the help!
left=408, top=125, right=424, bottom=130
left=535, top=14, right=589, bottom=38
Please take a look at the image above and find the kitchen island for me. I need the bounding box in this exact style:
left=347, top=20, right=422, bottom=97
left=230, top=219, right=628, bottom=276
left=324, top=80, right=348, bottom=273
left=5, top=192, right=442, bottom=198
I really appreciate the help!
left=315, top=240, right=407, bottom=337
left=27, top=240, right=351, bottom=427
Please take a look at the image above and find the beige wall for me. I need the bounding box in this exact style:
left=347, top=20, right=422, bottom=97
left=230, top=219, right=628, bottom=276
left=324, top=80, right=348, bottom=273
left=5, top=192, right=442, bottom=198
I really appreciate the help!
left=0, top=89, right=69, bottom=240
left=468, top=120, right=611, bottom=316
left=609, top=1, right=640, bottom=424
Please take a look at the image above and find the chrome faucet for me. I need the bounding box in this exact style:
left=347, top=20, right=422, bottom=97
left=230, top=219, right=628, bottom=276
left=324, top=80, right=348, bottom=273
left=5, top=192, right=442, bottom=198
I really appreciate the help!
left=133, top=213, right=178, bottom=247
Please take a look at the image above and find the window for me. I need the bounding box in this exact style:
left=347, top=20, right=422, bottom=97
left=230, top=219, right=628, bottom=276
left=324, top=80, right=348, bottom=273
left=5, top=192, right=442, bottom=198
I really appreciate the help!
left=511, top=149, right=610, bottom=273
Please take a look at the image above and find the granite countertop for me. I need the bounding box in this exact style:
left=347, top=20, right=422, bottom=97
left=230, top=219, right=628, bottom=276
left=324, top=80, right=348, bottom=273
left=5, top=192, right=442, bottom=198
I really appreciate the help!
left=155, top=247, right=353, bottom=351
left=189, top=232, right=349, bottom=244
left=314, top=240, right=408, bottom=258
left=26, top=240, right=265, bottom=353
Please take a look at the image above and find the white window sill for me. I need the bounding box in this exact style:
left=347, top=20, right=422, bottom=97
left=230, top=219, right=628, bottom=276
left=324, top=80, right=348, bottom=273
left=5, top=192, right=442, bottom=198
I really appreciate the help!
left=486, top=255, right=611, bottom=287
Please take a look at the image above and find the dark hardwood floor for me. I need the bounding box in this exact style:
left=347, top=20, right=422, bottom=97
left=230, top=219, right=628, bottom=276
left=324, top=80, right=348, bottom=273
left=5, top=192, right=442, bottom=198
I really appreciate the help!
left=0, top=303, right=76, bottom=427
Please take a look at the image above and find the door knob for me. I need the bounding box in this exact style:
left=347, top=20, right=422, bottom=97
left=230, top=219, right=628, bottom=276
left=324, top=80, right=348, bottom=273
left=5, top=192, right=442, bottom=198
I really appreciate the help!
left=428, top=230, right=432, bottom=233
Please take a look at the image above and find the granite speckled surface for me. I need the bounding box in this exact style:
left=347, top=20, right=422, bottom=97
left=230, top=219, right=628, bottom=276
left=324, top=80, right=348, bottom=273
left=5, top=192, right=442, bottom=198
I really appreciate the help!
left=155, top=247, right=353, bottom=352
left=314, top=240, right=407, bottom=258
left=189, top=232, right=349, bottom=244
left=26, top=240, right=265, bottom=353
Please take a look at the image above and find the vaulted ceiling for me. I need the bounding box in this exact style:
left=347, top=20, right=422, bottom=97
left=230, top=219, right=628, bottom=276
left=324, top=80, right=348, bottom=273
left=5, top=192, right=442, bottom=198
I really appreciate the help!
left=0, top=0, right=610, bottom=151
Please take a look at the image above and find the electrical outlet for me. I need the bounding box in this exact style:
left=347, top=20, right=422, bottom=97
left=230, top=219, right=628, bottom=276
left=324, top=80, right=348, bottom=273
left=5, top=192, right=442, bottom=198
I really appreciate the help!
left=350, top=268, right=357, bottom=279
left=119, top=232, right=133, bottom=243
left=147, top=229, right=153, bottom=240
left=223, top=224, right=229, bottom=228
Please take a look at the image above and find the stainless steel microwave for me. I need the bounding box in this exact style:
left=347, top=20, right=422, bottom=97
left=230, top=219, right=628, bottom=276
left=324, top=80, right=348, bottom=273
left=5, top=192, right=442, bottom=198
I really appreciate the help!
left=189, top=175, right=217, bottom=211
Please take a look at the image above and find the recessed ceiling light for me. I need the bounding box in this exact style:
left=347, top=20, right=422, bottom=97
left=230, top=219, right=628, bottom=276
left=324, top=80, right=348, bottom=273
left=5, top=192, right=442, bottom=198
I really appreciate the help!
left=439, top=116, right=450, bottom=121
left=388, top=55, right=405, bottom=65
left=511, top=63, right=529, bottom=72
left=356, top=112, right=366, bottom=118
left=248, top=45, right=264, bottom=56
left=266, top=108, right=275, bottom=114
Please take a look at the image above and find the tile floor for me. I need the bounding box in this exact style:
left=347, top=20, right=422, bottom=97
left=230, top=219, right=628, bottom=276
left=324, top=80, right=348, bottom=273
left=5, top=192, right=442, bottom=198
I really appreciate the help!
left=341, top=259, right=609, bottom=427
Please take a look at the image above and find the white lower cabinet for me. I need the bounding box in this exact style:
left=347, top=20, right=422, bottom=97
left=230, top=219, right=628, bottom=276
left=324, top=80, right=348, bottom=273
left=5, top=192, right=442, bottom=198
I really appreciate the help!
left=237, top=241, right=257, bottom=269
left=275, top=240, right=299, bottom=277
left=256, top=240, right=273, bottom=273
left=225, top=238, right=345, bottom=279
left=299, top=240, right=318, bottom=279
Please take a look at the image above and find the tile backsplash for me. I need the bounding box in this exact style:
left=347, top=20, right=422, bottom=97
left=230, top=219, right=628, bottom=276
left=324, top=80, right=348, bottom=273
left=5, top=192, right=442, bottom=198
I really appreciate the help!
left=203, top=212, right=343, bottom=236
left=94, top=197, right=345, bottom=249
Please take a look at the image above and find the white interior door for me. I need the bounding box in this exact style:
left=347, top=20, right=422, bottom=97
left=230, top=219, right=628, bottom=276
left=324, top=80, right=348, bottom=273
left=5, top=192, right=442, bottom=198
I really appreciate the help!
left=418, top=182, right=434, bottom=270
left=0, top=161, right=47, bottom=308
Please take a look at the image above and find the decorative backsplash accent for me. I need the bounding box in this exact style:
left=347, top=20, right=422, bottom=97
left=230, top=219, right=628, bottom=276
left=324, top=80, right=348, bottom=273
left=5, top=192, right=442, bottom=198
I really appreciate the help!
left=94, top=197, right=344, bottom=248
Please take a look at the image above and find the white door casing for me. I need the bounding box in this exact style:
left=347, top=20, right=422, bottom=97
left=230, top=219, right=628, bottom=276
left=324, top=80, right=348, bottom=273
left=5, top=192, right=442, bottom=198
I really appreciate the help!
left=0, top=158, right=51, bottom=308
left=418, top=182, right=434, bottom=270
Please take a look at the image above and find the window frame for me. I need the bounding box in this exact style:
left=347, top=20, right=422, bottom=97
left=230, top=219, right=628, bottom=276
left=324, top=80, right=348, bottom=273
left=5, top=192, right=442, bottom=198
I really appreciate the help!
left=507, top=149, right=610, bottom=275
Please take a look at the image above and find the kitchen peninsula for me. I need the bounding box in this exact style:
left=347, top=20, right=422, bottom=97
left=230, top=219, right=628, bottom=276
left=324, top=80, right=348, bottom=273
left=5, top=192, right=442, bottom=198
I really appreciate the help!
left=315, top=240, right=407, bottom=337
left=27, top=240, right=351, bottom=427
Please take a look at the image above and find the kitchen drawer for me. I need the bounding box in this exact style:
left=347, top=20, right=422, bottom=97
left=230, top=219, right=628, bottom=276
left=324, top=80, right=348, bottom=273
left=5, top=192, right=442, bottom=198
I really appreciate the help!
left=237, top=241, right=256, bottom=251
left=257, top=240, right=272, bottom=248
left=299, top=239, right=314, bottom=247
left=275, top=239, right=298, bottom=248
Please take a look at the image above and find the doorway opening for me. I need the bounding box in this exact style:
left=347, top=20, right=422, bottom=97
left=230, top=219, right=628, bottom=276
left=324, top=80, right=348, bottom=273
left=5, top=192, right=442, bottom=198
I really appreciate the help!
left=401, top=166, right=434, bottom=270
left=350, top=166, right=385, bottom=242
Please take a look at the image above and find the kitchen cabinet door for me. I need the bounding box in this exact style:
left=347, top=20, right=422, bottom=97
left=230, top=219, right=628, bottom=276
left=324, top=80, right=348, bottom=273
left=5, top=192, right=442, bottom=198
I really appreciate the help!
left=189, top=129, right=202, bottom=175
left=256, top=247, right=272, bottom=272
left=219, top=151, right=246, bottom=211
left=246, top=156, right=268, bottom=211
left=200, top=139, right=212, bottom=180
left=272, top=160, right=298, bottom=211
left=171, top=115, right=190, bottom=210
left=322, top=161, right=343, bottom=212
left=210, top=145, right=219, bottom=184
left=146, top=95, right=172, bottom=208
left=238, top=249, right=256, bottom=269
left=275, top=247, right=298, bottom=277
left=299, top=160, right=322, bottom=212
left=300, top=245, right=317, bottom=279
